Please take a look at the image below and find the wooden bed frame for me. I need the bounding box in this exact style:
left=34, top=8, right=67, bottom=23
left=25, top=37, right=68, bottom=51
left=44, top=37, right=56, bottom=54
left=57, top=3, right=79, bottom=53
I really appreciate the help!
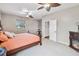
left=6, top=30, right=42, bottom=56
left=7, top=41, right=41, bottom=56
left=0, top=22, right=42, bottom=56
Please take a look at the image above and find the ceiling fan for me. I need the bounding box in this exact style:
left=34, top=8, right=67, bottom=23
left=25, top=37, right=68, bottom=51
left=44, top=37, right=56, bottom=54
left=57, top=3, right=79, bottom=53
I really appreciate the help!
left=21, top=9, right=34, bottom=18
left=26, top=12, right=34, bottom=18
left=37, top=3, right=61, bottom=12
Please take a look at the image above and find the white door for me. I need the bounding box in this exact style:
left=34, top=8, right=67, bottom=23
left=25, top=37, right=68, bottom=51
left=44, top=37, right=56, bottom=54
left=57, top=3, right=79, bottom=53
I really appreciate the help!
left=49, top=20, right=57, bottom=41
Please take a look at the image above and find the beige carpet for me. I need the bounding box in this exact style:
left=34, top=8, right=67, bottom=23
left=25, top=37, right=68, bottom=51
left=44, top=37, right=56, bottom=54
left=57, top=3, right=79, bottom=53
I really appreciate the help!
left=13, top=39, right=79, bottom=56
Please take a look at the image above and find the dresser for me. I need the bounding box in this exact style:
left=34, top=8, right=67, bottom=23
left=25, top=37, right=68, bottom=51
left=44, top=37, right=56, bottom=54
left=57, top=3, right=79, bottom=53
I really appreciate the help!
left=69, top=31, right=79, bottom=52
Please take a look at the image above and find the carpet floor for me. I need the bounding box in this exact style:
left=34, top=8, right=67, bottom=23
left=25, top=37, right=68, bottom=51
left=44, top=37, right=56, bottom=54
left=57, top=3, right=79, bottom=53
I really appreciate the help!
left=13, top=39, right=79, bottom=56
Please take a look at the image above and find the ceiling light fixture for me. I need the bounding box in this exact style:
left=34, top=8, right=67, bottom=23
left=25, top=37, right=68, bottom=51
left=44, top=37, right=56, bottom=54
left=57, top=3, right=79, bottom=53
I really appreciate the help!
left=19, top=9, right=28, bottom=14
left=44, top=3, right=50, bottom=8
left=22, top=9, right=28, bottom=13
left=20, top=9, right=33, bottom=18
left=26, top=15, right=29, bottom=17
left=28, top=12, right=32, bottom=15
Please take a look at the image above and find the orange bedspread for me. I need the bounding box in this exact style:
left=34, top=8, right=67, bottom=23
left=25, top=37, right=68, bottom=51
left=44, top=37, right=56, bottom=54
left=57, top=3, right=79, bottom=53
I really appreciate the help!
left=1, top=33, right=40, bottom=51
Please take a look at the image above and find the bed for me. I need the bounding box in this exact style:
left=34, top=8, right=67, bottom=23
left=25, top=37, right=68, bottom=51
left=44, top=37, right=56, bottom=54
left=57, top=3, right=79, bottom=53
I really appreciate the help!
left=1, top=32, right=42, bottom=56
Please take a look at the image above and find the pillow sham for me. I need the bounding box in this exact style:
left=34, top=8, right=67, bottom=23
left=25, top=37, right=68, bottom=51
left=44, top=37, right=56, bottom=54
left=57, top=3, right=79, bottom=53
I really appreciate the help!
left=11, top=32, right=16, bottom=37
left=4, top=31, right=14, bottom=38
left=4, top=31, right=16, bottom=38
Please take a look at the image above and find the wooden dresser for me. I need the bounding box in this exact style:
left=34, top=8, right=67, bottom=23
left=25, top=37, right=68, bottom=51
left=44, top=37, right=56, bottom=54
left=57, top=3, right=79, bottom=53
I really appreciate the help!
left=69, top=31, right=79, bottom=52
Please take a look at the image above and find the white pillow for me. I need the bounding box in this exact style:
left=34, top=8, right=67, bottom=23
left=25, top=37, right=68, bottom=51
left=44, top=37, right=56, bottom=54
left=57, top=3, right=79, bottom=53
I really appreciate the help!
left=4, top=31, right=16, bottom=38
left=11, top=32, right=16, bottom=37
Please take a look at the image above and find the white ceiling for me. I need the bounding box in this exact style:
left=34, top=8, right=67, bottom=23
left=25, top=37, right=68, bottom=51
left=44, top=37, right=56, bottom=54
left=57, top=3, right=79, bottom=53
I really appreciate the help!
left=0, top=3, right=79, bottom=19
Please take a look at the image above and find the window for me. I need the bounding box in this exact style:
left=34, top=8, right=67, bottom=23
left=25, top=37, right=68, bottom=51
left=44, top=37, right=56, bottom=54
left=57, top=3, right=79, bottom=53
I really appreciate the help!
left=16, top=20, right=25, bottom=29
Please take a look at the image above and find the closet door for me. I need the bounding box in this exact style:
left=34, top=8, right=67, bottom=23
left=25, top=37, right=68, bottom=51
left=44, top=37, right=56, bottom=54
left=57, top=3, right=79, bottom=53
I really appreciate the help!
left=49, top=19, right=57, bottom=41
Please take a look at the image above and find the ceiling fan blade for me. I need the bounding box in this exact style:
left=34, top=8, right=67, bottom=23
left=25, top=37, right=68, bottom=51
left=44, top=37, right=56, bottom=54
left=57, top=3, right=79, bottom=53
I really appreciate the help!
left=37, top=6, right=44, bottom=10
left=46, top=7, right=51, bottom=12
left=29, top=15, right=34, bottom=18
left=38, top=3, right=46, bottom=5
left=50, top=3, right=61, bottom=7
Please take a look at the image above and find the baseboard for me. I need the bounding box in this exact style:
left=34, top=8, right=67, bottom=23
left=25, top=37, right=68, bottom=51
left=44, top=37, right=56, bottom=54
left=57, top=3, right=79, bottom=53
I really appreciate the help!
left=42, top=37, right=69, bottom=46
left=57, top=41, right=69, bottom=46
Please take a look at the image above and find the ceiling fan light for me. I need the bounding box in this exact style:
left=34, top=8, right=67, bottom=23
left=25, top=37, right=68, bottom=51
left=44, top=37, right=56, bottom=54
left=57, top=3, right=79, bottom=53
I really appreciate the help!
left=26, top=15, right=29, bottom=17
left=46, top=7, right=51, bottom=11
left=22, top=9, right=28, bottom=13
left=44, top=4, right=50, bottom=8
left=28, top=12, right=32, bottom=15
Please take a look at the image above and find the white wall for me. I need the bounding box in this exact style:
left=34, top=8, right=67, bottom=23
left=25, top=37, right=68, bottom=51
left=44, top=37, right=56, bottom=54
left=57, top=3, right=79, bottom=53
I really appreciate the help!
left=0, top=11, right=1, bottom=20
left=45, top=21, right=49, bottom=37
left=42, top=5, right=79, bottom=45
left=42, top=18, right=49, bottom=38
left=38, top=20, right=42, bottom=31
left=1, top=13, right=38, bottom=34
